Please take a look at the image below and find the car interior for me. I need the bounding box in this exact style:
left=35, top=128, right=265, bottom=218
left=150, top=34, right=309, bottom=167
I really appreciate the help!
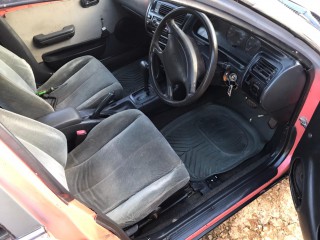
left=0, top=0, right=312, bottom=238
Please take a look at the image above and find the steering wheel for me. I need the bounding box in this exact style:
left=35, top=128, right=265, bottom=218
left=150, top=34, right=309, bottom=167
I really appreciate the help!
left=149, top=7, right=218, bottom=107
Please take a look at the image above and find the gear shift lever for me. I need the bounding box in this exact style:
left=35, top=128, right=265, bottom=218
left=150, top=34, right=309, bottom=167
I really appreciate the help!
left=140, top=60, right=150, bottom=96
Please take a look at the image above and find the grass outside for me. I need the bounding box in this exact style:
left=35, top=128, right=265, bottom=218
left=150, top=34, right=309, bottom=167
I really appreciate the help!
left=202, top=178, right=303, bottom=240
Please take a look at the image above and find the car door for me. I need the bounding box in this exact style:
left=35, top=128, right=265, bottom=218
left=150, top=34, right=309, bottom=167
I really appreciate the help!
left=290, top=102, right=320, bottom=240
left=0, top=0, right=148, bottom=83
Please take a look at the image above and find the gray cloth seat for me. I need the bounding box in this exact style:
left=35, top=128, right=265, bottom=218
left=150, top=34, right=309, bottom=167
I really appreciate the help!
left=0, top=108, right=190, bottom=228
left=0, top=46, right=123, bottom=119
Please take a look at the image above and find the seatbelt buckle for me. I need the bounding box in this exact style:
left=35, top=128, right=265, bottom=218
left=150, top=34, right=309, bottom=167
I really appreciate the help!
left=75, top=130, right=87, bottom=146
left=36, top=87, right=56, bottom=96
left=36, top=83, right=67, bottom=97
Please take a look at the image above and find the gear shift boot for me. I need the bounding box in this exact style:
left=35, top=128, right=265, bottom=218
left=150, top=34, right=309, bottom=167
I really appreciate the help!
left=130, top=60, right=156, bottom=105
left=131, top=87, right=155, bottom=105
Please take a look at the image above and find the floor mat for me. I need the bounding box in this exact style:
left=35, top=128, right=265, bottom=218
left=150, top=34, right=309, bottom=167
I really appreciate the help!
left=113, top=59, right=145, bottom=97
left=161, top=104, right=265, bottom=181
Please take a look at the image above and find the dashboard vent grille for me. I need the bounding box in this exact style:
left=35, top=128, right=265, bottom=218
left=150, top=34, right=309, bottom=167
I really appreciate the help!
left=252, top=58, right=277, bottom=82
left=175, top=15, right=186, bottom=25
left=158, top=4, right=186, bottom=25
left=159, top=4, right=173, bottom=15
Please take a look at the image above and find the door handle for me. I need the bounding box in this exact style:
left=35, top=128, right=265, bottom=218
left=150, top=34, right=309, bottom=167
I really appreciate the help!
left=33, top=25, right=75, bottom=48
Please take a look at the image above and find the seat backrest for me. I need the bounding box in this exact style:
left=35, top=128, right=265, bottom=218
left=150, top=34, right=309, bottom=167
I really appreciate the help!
left=0, top=46, right=54, bottom=119
left=0, top=108, right=68, bottom=189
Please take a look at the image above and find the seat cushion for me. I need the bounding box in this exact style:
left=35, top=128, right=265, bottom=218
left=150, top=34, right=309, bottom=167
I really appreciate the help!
left=37, top=56, right=123, bottom=111
left=65, top=109, right=190, bottom=227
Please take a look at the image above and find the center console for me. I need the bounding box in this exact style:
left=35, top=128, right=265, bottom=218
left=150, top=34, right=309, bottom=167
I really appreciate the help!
left=39, top=58, right=162, bottom=150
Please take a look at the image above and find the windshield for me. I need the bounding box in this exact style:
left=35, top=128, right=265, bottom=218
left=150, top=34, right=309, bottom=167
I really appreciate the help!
left=236, top=0, right=320, bottom=52
left=239, top=0, right=320, bottom=33
left=291, top=0, right=320, bottom=16
left=278, top=0, right=320, bottom=30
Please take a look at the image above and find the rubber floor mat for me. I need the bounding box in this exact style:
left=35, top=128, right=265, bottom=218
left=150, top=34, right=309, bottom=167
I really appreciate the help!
left=161, top=104, right=265, bottom=180
left=113, top=60, right=145, bottom=97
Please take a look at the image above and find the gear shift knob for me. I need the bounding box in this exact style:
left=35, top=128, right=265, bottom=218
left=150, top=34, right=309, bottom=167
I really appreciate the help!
left=140, top=60, right=149, bottom=70
left=140, top=60, right=150, bottom=95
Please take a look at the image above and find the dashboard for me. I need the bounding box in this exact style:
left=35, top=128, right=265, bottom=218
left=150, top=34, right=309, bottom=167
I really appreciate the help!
left=144, top=0, right=306, bottom=121
left=196, top=24, right=262, bottom=61
left=118, top=0, right=150, bottom=18
left=192, top=17, right=270, bottom=66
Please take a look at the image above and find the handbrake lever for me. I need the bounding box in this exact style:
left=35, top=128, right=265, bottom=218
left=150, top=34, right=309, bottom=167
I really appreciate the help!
left=90, top=92, right=115, bottom=119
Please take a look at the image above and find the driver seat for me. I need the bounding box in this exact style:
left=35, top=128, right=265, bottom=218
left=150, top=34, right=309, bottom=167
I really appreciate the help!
left=0, top=46, right=123, bottom=119
left=0, top=108, right=190, bottom=228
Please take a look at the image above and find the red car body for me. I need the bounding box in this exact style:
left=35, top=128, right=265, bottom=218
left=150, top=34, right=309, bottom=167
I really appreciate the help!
left=0, top=0, right=320, bottom=239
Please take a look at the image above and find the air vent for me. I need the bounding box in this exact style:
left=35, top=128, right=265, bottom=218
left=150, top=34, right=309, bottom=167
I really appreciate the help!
left=252, top=58, right=277, bottom=82
left=174, top=15, right=186, bottom=25
left=158, top=4, right=186, bottom=25
left=159, top=4, right=173, bottom=15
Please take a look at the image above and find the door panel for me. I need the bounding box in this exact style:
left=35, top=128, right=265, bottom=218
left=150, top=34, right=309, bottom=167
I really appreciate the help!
left=0, top=0, right=149, bottom=83
left=290, top=102, right=320, bottom=240
left=4, top=0, right=126, bottom=62
left=42, top=38, right=106, bottom=70
left=0, top=17, right=53, bottom=82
